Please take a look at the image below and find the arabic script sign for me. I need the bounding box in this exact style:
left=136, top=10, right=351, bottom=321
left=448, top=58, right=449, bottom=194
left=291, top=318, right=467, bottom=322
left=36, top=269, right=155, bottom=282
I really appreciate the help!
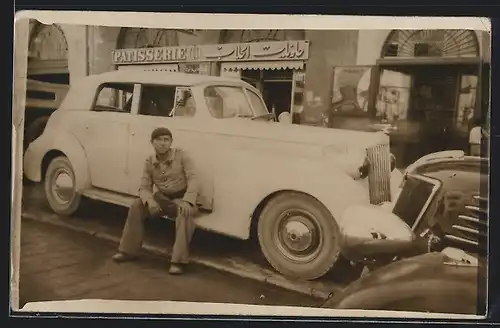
left=112, top=40, right=309, bottom=65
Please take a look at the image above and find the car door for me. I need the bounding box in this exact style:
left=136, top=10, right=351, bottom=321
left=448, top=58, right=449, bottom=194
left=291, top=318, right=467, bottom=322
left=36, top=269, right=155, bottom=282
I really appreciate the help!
left=126, top=85, right=214, bottom=201
left=77, top=82, right=140, bottom=193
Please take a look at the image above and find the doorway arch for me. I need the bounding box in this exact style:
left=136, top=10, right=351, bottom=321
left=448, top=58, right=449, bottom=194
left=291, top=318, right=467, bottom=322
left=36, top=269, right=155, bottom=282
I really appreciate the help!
left=116, top=27, right=180, bottom=49
left=28, top=23, right=69, bottom=82
left=380, top=29, right=480, bottom=58
left=24, top=23, right=70, bottom=152
left=376, top=29, right=482, bottom=167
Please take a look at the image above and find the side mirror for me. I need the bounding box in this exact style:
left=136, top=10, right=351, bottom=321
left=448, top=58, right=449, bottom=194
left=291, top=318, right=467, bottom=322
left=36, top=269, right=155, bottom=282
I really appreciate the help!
left=339, top=204, right=416, bottom=262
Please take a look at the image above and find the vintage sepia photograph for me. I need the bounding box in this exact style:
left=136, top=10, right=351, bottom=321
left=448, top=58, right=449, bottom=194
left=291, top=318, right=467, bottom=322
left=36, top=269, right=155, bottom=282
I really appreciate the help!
left=11, top=12, right=491, bottom=318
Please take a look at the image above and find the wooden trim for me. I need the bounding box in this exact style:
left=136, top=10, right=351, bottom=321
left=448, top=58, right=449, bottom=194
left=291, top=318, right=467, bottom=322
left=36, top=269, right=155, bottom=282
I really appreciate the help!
left=377, top=57, right=481, bottom=66
left=28, top=59, right=69, bottom=75
left=368, top=65, right=381, bottom=118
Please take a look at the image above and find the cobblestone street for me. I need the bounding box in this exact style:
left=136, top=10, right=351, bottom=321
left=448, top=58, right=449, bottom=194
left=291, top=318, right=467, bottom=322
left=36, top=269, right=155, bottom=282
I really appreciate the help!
left=19, top=218, right=325, bottom=309
left=20, top=184, right=351, bottom=300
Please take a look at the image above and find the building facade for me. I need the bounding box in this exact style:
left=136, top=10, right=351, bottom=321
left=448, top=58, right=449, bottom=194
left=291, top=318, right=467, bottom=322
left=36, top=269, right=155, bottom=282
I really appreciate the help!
left=27, top=21, right=491, bottom=166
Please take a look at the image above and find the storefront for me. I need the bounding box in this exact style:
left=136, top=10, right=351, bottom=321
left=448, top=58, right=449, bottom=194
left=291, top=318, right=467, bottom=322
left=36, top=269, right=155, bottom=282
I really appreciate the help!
left=27, top=22, right=70, bottom=84
left=328, top=29, right=489, bottom=167
left=111, top=38, right=310, bottom=121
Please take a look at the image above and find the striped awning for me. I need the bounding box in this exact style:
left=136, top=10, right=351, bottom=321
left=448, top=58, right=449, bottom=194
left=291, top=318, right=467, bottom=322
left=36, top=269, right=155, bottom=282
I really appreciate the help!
left=222, top=60, right=305, bottom=72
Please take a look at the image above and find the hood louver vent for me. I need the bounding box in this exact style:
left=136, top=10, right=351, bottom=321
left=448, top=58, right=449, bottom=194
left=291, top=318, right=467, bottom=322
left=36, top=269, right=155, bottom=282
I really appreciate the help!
left=445, top=193, right=488, bottom=250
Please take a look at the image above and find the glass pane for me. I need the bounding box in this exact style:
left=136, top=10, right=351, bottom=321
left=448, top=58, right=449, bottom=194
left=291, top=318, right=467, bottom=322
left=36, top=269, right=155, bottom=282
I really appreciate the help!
left=331, top=67, right=372, bottom=115
left=456, top=74, right=478, bottom=132
left=95, top=84, right=133, bottom=113
left=204, top=86, right=253, bottom=118
left=376, top=69, right=412, bottom=122
left=247, top=90, right=269, bottom=116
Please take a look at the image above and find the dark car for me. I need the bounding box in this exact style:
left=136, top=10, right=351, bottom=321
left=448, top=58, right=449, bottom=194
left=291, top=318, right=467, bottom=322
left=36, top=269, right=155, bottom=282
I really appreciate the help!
left=322, top=150, right=488, bottom=315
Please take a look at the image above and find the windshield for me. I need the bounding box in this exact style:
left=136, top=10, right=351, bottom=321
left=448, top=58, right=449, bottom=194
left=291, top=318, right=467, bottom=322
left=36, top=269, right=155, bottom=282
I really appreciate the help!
left=204, top=85, right=269, bottom=119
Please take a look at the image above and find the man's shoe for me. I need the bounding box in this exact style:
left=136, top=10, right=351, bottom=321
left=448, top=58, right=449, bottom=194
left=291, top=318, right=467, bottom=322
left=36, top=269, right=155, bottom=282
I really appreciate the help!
left=112, top=252, right=138, bottom=262
left=169, top=264, right=184, bottom=275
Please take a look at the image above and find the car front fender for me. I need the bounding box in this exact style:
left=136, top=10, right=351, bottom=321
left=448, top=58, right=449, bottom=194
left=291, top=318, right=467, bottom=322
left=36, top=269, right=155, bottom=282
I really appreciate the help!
left=242, top=156, right=372, bottom=225
left=322, top=253, right=481, bottom=314
left=23, top=129, right=91, bottom=191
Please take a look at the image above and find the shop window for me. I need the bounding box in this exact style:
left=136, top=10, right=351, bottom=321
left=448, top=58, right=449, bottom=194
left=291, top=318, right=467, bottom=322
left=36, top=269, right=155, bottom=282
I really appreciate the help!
left=384, top=44, right=399, bottom=57
left=455, top=74, right=478, bottom=133
left=376, top=69, right=411, bottom=123
left=331, top=66, right=372, bottom=116
left=414, top=43, right=443, bottom=57
left=414, top=43, right=431, bottom=56
left=93, top=83, right=135, bottom=113
left=204, top=86, right=253, bottom=119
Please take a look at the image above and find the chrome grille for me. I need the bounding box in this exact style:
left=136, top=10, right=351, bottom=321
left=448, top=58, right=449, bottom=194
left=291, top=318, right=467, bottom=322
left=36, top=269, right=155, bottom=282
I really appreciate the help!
left=366, top=143, right=392, bottom=205
left=445, top=193, right=488, bottom=252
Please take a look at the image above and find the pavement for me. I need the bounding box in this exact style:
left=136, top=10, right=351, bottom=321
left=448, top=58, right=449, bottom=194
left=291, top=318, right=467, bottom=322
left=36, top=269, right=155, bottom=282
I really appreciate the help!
left=19, top=218, right=326, bottom=309
left=20, top=184, right=353, bottom=302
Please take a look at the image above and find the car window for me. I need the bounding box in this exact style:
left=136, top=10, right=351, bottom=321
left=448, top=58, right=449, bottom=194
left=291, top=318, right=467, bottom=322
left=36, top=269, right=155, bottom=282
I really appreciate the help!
left=171, top=87, right=196, bottom=118
left=139, top=85, right=178, bottom=117
left=138, top=85, right=195, bottom=118
left=93, top=83, right=134, bottom=113
left=204, top=86, right=253, bottom=119
left=246, top=90, right=269, bottom=117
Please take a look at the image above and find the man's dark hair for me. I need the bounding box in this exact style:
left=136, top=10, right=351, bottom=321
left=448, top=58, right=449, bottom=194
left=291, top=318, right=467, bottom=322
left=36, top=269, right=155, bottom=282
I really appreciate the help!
left=151, top=127, right=173, bottom=141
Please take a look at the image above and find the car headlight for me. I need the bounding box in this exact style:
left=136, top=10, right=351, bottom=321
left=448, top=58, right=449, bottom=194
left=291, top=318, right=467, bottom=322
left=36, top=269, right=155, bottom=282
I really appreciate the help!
left=358, top=152, right=397, bottom=179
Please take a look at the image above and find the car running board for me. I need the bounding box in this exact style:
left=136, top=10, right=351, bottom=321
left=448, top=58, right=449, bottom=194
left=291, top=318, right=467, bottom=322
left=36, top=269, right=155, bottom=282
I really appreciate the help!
left=81, top=187, right=212, bottom=221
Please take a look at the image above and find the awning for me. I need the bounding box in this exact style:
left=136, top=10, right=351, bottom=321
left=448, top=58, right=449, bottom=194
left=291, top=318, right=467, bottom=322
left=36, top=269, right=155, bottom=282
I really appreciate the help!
left=28, top=59, right=69, bottom=75
left=222, top=60, right=305, bottom=72
left=377, top=57, right=482, bottom=66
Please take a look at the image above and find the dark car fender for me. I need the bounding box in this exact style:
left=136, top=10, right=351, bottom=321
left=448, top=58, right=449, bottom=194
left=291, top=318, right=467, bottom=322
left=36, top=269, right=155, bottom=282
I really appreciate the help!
left=322, top=253, right=482, bottom=314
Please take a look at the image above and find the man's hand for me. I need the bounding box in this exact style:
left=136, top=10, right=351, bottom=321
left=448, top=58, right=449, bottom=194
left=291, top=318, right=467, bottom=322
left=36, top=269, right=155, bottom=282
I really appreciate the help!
left=147, top=199, right=162, bottom=217
left=177, top=200, right=195, bottom=218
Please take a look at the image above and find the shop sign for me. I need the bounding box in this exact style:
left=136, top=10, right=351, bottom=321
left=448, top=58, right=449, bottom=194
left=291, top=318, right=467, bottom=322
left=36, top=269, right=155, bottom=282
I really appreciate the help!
left=112, top=40, right=309, bottom=65
left=179, top=62, right=210, bottom=75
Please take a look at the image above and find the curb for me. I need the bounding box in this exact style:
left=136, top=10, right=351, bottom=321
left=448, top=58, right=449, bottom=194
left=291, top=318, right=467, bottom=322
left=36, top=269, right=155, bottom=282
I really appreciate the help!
left=21, top=212, right=335, bottom=301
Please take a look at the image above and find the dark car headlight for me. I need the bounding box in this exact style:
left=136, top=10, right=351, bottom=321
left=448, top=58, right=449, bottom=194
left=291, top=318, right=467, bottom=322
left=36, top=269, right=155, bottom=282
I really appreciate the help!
left=359, top=157, right=371, bottom=179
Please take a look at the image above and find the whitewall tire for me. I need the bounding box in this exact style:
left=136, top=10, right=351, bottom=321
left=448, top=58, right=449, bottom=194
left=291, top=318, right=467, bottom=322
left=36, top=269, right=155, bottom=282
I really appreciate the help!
left=257, top=191, right=341, bottom=281
left=44, top=156, right=81, bottom=216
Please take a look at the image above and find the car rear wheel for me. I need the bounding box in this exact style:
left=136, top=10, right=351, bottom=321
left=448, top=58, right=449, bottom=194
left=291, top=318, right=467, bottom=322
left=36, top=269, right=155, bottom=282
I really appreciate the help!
left=44, top=156, right=81, bottom=216
left=257, top=191, right=341, bottom=281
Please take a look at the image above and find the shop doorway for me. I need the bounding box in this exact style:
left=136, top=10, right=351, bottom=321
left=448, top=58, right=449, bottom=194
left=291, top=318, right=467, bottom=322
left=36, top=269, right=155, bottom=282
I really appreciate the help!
left=241, top=69, right=294, bottom=119
left=262, top=81, right=293, bottom=119
left=378, top=64, right=480, bottom=166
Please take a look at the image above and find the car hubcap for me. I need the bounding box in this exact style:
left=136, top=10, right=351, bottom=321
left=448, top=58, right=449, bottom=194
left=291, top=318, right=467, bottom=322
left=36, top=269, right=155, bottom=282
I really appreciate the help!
left=52, top=169, right=74, bottom=204
left=274, top=209, right=323, bottom=263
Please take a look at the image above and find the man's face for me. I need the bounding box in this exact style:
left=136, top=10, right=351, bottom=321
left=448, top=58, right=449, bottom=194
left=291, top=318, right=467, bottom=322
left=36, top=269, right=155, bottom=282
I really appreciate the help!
left=152, top=135, right=172, bottom=155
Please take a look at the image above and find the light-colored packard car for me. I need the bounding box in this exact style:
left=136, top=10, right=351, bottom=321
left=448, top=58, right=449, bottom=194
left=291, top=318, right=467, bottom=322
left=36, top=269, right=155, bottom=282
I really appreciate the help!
left=23, top=71, right=403, bottom=280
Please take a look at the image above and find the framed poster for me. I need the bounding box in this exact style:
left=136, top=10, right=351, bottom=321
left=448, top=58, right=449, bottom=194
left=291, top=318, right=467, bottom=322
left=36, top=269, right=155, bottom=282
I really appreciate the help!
left=331, top=66, right=373, bottom=116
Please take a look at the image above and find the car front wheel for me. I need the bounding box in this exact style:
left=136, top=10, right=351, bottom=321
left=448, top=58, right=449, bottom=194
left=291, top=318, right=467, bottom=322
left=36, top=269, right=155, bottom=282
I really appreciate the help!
left=257, top=191, right=341, bottom=281
left=44, top=156, right=82, bottom=216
